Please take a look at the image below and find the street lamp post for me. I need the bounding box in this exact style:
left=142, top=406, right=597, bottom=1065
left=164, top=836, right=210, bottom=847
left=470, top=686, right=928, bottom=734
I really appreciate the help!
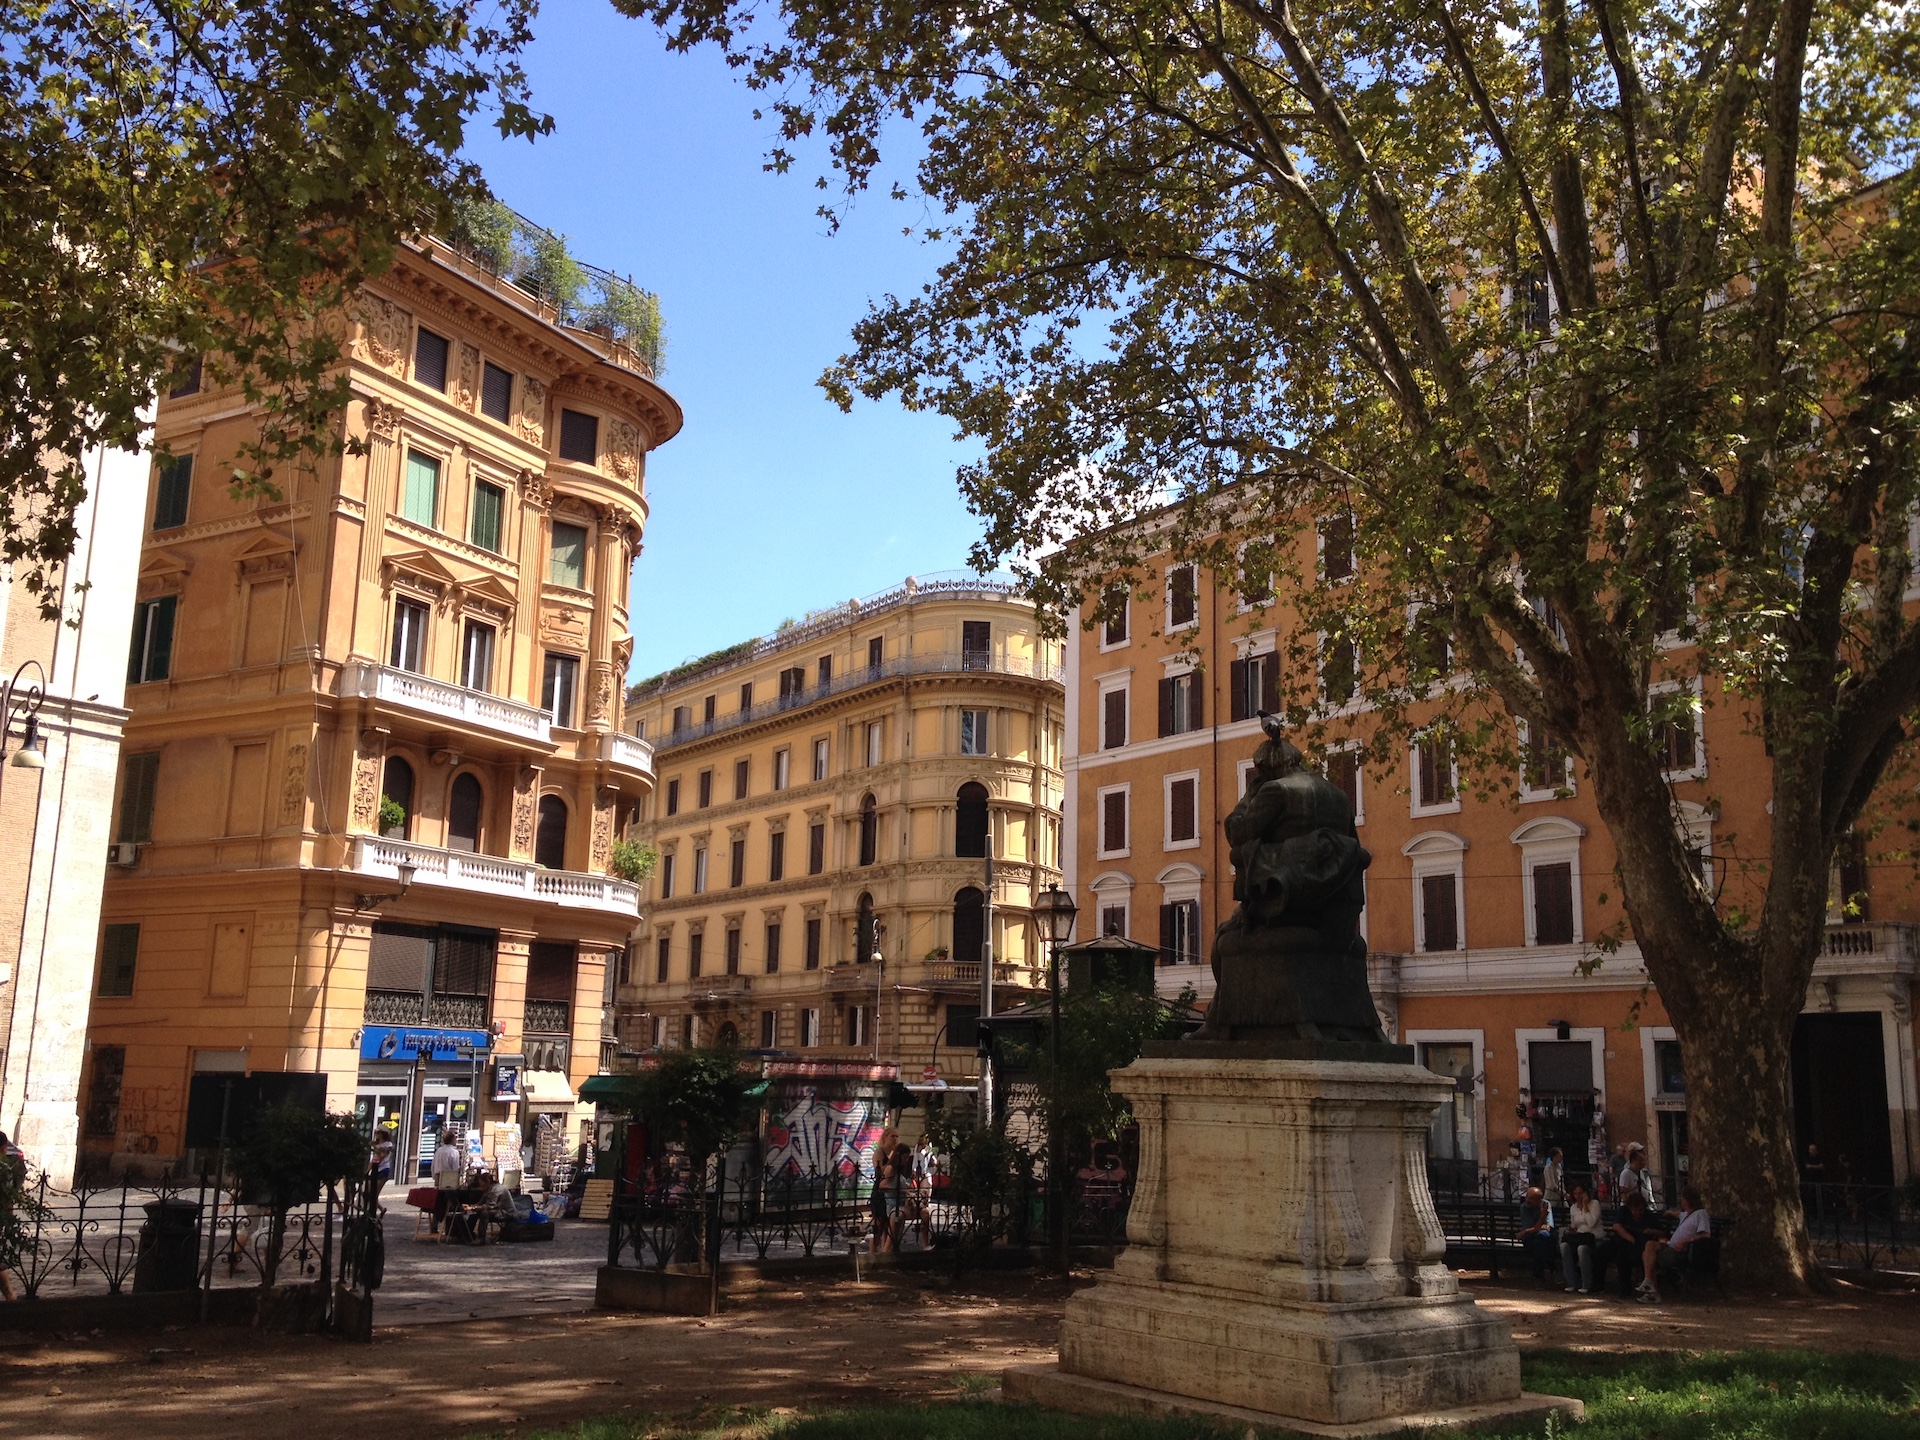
left=1032, top=883, right=1078, bottom=1270
left=0, top=659, right=49, bottom=770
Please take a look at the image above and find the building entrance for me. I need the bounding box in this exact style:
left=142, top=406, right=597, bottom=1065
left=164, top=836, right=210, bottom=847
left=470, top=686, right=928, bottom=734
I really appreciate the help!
left=1792, top=1012, right=1893, bottom=1186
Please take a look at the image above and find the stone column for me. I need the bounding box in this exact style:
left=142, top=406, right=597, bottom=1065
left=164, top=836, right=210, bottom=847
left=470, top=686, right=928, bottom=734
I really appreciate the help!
left=572, top=944, right=615, bottom=1086
left=584, top=506, right=625, bottom=732
left=353, top=399, right=402, bottom=660
left=297, top=907, right=372, bottom=1113
left=493, top=928, right=534, bottom=1061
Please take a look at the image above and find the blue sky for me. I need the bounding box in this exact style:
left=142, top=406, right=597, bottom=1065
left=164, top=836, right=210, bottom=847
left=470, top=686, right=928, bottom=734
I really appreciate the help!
left=462, top=6, right=985, bottom=682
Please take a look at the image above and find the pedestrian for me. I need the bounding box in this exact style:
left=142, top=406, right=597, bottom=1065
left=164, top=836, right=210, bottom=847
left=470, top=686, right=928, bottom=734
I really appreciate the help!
left=911, top=1134, right=936, bottom=1248
left=1620, top=1143, right=1655, bottom=1206
left=1542, top=1147, right=1566, bottom=1214
left=1516, top=1185, right=1557, bottom=1284
left=884, top=1143, right=913, bottom=1251
left=430, top=1127, right=465, bottom=1234
left=1559, top=1180, right=1602, bottom=1293
left=367, top=1127, right=395, bottom=1206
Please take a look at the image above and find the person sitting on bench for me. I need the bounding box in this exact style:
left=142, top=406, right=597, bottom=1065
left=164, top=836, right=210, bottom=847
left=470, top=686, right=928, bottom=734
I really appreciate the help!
left=1639, top=1186, right=1710, bottom=1304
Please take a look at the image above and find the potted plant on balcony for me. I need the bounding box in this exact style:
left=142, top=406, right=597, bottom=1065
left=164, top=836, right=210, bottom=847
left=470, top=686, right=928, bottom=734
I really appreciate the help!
left=924, top=945, right=950, bottom=963
left=609, top=839, right=657, bottom=884
left=378, top=797, right=407, bottom=838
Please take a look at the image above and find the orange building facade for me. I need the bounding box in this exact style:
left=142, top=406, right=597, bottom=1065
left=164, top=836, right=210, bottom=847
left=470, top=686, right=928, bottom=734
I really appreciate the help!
left=1063, top=515, right=1920, bottom=1194
left=83, top=234, right=677, bottom=1180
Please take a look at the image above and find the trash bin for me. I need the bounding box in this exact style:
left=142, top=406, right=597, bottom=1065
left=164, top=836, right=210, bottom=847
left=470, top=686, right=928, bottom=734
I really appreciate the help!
left=132, top=1197, right=203, bottom=1293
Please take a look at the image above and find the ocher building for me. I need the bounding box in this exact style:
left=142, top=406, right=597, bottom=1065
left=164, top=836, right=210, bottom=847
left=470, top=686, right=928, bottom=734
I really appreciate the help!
left=85, top=230, right=678, bottom=1179
left=1065, top=500, right=1919, bottom=1193
left=622, top=576, right=1066, bottom=1081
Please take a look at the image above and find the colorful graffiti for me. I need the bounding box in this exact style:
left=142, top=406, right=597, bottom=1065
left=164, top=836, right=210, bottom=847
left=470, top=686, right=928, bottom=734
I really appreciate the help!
left=763, top=1088, right=882, bottom=1181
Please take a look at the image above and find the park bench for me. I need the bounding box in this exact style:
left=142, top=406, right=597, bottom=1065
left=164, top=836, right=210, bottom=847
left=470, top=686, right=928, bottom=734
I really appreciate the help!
left=1434, top=1195, right=1536, bottom=1278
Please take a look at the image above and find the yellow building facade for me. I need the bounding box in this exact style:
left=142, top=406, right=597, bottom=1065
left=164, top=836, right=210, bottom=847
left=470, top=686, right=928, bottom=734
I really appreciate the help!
left=85, top=234, right=678, bottom=1180
left=622, top=577, right=1066, bottom=1082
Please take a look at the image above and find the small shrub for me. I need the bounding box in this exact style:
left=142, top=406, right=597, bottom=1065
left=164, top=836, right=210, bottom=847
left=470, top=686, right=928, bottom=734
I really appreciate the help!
left=609, top=839, right=657, bottom=883
left=377, top=796, right=406, bottom=834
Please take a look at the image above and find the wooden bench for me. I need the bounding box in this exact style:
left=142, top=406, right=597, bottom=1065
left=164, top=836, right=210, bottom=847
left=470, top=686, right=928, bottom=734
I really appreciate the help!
left=1434, top=1196, right=1536, bottom=1278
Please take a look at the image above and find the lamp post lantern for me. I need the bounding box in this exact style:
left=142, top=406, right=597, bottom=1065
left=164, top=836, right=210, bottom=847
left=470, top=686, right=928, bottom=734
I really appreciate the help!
left=1032, top=883, right=1078, bottom=1268
left=1, top=659, right=49, bottom=770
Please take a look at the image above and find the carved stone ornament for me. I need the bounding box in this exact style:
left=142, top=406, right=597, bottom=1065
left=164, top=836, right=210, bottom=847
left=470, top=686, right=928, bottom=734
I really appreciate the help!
left=351, top=751, right=382, bottom=829
left=591, top=791, right=615, bottom=871
left=455, top=343, right=481, bottom=410
left=607, top=420, right=642, bottom=483
left=587, top=661, right=615, bottom=725
left=280, top=742, right=310, bottom=827
left=517, top=468, right=552, bottom=511
left=511, top=768, right=538, bottom=856
left=517, top=375, right=547, bottom=444
left=364, top=397, right=403, bottom=438
left=353, top=294, right=412, bottom=373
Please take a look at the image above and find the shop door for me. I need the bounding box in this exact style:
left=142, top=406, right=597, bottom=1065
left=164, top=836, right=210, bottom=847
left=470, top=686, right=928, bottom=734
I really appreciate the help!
left=1527, top=1040, right=1597, bottom=1187
left=417, top=1098, right=450, bottom=1179
left=1792, top=1012, right=1893, bottom=1186
left=1417, top=1042, right=1479, bottom=1194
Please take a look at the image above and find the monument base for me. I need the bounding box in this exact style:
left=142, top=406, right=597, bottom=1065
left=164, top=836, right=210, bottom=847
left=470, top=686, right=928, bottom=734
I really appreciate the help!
left=1014, top=1057, right=1573, bottom=1429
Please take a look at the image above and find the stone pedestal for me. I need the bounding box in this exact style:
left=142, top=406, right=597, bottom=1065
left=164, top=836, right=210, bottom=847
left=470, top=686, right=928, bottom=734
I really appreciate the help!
left=1009, top=1057, right=1577, bottom=1432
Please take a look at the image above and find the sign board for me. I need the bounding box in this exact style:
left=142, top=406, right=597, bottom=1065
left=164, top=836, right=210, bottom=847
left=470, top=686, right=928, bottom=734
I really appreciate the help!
left=183, top=1071, right=329, bottom=1148
left=492, top=1058, right=524, bottom=1103
left=922, top=1064, right=941, bottom=1083
left=359, top=1025, right=490, bottom=1063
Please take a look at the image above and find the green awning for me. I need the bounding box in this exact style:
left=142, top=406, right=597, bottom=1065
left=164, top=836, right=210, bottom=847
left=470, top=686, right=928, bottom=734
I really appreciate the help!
left=578, top=1074, right=630, bottom=1101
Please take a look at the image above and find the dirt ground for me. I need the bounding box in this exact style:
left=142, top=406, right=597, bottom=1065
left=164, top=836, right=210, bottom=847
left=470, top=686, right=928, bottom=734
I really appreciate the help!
left=2, top=1268, right=1916, bottom=1440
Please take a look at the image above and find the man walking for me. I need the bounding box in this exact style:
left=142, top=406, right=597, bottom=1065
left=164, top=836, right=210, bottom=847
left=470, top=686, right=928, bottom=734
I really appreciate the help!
left=430, top=1127, right=465, bottom=1234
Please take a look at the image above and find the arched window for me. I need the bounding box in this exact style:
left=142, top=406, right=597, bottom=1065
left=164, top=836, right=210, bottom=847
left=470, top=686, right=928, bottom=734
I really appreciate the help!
left=952, top=886, right=985, bottom=969
left=380, top=756, right=414, bottom=839
left=448, top=773, right=483, bottom=853
left=955, top=782, right=989, bottom=859
left=535, top=794, right=568, bottom=869
left=855, top=892, right=877, bottom=964
left=714, top=1021, right=739, bottom=1049
left=858, top=793, right=878, bottom=866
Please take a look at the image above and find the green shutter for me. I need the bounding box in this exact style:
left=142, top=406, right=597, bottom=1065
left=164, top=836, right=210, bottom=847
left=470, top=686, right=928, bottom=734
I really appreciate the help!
left=402, top=451, right=440, bottom=527
left=148, top=596, right=175, bottom=681
left=548, top=522, right=587, bottom=588
left=99, top=923, right=141, bottom=997
left=118, top=752, right=159, bottom=843
left=469, top=481, right=503, bottom=552
left=153, top=455, right=192, bottom=529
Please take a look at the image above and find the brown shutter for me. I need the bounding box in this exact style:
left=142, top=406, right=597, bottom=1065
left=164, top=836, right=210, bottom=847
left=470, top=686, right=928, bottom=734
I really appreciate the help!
left=1171, top=778, right=1196, bottom=842
left=1103, top=791, right=1126, bottom=852
left=1229, top=659, right=1248, bottom=722
left=1158, top=678, right=1175, bottom=737
left=1421, top=874, right=1459, bottom=951
left=1104, top=689, right=1127, bottom=748
left=1189, top=676, right=1203, bottom=729
left=1533, top=863, right=1575, bottom=944
left=1261, top=654, right=1281, bottom=712
left=1160, top=904, right=1176, bottom=964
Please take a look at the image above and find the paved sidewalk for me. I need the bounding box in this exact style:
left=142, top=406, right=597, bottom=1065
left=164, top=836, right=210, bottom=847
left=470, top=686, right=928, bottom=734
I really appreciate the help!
left=374, top=1215, right=608, bottom=1325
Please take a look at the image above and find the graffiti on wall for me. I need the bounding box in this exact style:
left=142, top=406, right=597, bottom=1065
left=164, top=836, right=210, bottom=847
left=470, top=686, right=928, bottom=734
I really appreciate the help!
left=763, top=1088, right=882, bottom=1182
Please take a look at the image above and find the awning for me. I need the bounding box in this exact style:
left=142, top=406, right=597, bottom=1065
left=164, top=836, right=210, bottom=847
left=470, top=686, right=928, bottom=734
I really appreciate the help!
left=577, top=1074, right=628, bottom=1102
left=522, top=1070, right=576, bottom=1107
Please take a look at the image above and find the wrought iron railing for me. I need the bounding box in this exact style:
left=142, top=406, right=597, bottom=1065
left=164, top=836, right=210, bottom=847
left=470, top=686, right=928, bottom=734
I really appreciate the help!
left=363, top=990, right=489, bottom=1028
left=523, top=998, right=571, bottom=1035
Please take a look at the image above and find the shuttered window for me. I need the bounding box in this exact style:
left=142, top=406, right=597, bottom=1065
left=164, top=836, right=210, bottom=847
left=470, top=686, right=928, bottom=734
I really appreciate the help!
left=725, top=928, right=742, bottom=975
left=98, top=924, right=141, bottom=997
left=128, top=596, right=176, bottom=684
left=153, top=455, right=193, bottom=530
left=526, top=941, right=575, bottom=1001
left=480, top=361, right=513, bottom=422
left=1321, top=635, right=1357, bottom=704
left=469, top=480, right=505, bottom=553
left=1326, top=751, right=1361, bottom=819
left=414, top=327, right=450, bottom=390
left=401, top=450, right=441, bottom=526
left=1532, top=862, right=1576, bottom=945
left=768, top=830, right=786, bottom=882
left=1420, top=874, right=1460, bottom=952
left=765, top=923, right=782, bottom=974
left=688, top=932, right=704, bottom=979
left=367, top=922, right=435, bottom=991
left=808, top=822, right=825, bottom=875
left=117, top=752, right=160, bottom=843
left=730, top=837, right=746, bottom=887
left=558, top=408, right=599, bottom=464
left=390, top=598, right=429, bottom=672
left=1158, top=900, right=1199, bottom=965
left=1168, top=776, right=1198, bottom=844
left=805, top=917, right=822, bottom=970
left=1101, top=584, right=1128, bottom=645
left=548, top=521, right=588, bottom=588
left=1417, top=734, right=1456, bottom=807
left=1101, top=789, right=1128, bottom=854
left=1320, top=513, right=1354, bottom=580
left=1229, top=653, right=1281, bottom=722
left=1167, top=565, right=1197, bottom=627
left=734, top=758, right=750, bottom=800
left=1102, top=688, right=1128, bottom=749
left=1158, top=673, right=1202, bottom=736
left=436, top=927, right=496, bottom=997
left=656, top=936, right=671, bottom=983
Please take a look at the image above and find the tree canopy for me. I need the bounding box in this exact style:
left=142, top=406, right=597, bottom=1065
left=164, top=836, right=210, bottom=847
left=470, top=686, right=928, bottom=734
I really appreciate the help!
left=1, top=0, right=547, bottom=614
left=616, top=0, right=1920, bottom=1285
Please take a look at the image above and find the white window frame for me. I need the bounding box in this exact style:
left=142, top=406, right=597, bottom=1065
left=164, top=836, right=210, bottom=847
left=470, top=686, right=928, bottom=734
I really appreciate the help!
left=1097, top=674, right=1130, bottom=751
left=800, top=1008, right=821, bottom=1048
left=1163, top=769, right=1202, bottom=851
left=1651, top=677, right=1707, bottom=781
left=847, top=1004, right=868, bottom=1047
left=1676, top=801, right=1716, bottom=896
left=812, top=735, right=830, bottom=782
left=1406, top=1028, right=1488, bottom=1170
left=1409, top=731, right=1462, bottom=817
left=1639, top=1024, right=1683, bottom=1161
left=772, top=747, right=790, bottom=792
left=1318, top=631, right=1362, bottom=714
left=1511, top=817, right=1586, bottom=947
left=959, top=708, right=990, bottom=757
left=1098, top=583, right=1131, bottom=651
left=1164, top=562, right=1200, bottom=633
left=1095, top=782, right=1131, bottom=860
left=692, top=846, right=709, bottom=895
left=1517, top=718, right=1576, bottom=802
left=1234, top=541, right=1275, bottom=613
left=1516, top=1027, right=1609, bottom=1115
left=1325, top=742, right=1366, bottom=825
left=1236, top=759, right=1257, bottom=799
left=1089, top=871, right=1134, bottom=940
left=863, top=719, right=884, bottom=768
left=1404, top=831, right=1469, bottom=953
left=1318, top=511, right=1356, bottom=585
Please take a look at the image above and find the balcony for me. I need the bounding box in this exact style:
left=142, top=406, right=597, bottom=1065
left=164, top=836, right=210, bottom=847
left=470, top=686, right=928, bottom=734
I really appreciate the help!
left=923, top=960, right=1024, bottom=990
left=365, top=989, right=489, bottom=1028
left=1818, top=921, right=1919, bottom=969
left=825, top=964, right=881, bottom=993
left=350, top=836, right=641, bottom=920
left=598, top=729, right=655, bottom=779
left=338, top=661, right=552, bottom=748
left=524, top=998, right=572, bottom=1034
left=686, top=974, right=752, bottom=1002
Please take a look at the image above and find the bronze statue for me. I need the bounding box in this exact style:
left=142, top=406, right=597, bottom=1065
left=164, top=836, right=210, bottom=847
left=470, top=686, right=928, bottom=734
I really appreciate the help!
left=1187, top=714, right=1392, bottom=1049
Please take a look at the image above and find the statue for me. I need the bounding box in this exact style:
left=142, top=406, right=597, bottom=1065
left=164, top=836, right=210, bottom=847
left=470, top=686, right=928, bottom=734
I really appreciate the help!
left=1187, top=714, right=1392, bottom=1049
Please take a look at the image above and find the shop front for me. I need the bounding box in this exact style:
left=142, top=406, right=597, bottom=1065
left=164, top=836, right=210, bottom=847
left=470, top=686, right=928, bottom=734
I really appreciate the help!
left=354, top=1023, right=493, bottom=1180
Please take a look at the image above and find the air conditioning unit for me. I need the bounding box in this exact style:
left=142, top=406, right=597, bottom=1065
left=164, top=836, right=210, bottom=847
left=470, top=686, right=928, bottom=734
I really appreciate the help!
left=108, top=842, right=139, bottom=868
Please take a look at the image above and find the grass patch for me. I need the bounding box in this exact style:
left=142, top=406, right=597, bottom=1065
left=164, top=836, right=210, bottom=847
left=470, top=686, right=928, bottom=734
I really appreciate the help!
left=471, top=1349, right=1920, bottom=1440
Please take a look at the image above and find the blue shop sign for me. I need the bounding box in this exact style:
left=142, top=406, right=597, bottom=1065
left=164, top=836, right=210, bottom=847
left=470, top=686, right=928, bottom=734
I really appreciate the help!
left=361, top=1025, right=490, bottom=1063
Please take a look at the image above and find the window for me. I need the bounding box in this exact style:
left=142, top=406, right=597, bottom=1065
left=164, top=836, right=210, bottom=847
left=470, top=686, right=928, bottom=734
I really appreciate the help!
left=864, top=721, right=883, bottom=767
left=535, top=794, right=567, bottom=867
left=1321, top=634, right=1357, bottom=705
left=85, top=1045, right=125, bottom=1138
left=953, top=886, right=985, bottom=965
left=697, top=769, right=712, bottom=808
left=956, top=782, right=990, bottom=858
left=1238, top=548, right=1274, bottom=607
left=725, top=759, right=746, bottom=803
left=725, top=927, right=741, bottom=974
left=127, top=596, right=176, bottom=684
left=1654, top=1039, right=1686, bottom=1098
left=672, top=705, right=691, bottom=733
left=800, top=1007, right=821, bottom=1047
left=688, top=930, right=704, bottom=978
left=1326, top=750, right=1363, bottom=822
left=765, top=923, right=782, bottom=974
left=1100, top=584, right=1129, bottom=647
left=414, top=326, right=450, bottom=390
left=153, top=454, right=192, bottom=529
left=730, top=837, right=746, bottom=887
left=665, top=779, right=680, bottom=817
left=168, top=356, right=202, bottom=399
left=1229, top=652, right=1280, bottom=722
left=98, top=923, right=140, bottom=997
left=773, top=748, right=790, bottom=791
left=1101, top=687, right=1128, bottom=750
left=1658, top=692, right=1702, bottom=775
left=1158, top=671, right=1202, bottom=736
left=1532, top=861, right=1576, bottom=945
left=117, top=752, right=159, bottom=843
left=1522, top=725, right=1571, bottom=797
left=1415, top=733, right=1457, bottom=811
left=390, top=598, right=429, bottom=672
left=1419, top=1042, right=1478, bottom=1174
left=812, top=737, right=829, bottom=781
left=817, top=655, right=832, bottom=687
left=847, top=1005, right=869, bottom=1047
left=1099, top=904, right=1127, bottom=938
left=558, top=408, right=599, bottom=464
left=779, top=666, right=806, bottom=700
left=381, top=757, right=414, bottom=838
left=681, top=1015, right=696, bottom=1046
left=868, top=636, right=884, bottom=670
left=1160, top=900, right=1201, bottom=965
left=805, top=916, right=823, bottom=970
left=858, top=793, right=878, bottom=866
left=658, top=852, right=675, bottom=898
left=946, top=1004, right=980, bottom=1049
left=1167, top=564, right=1198, bottom=629
left=1320, top=512, right=1355, bottom=582
left=692, top=847, right=708, bottom=894
left=401, top=449, right=441, bottom=527
left=1167, top=774, right=1199, bottom=847
left=739, top=681, right=753, bottom=712
left=808, top=822, right=825, bottom=874
left=962, top=620, right=992, bottom=668
left=461, top=619, right=495, bottom=691
left=542, top=652, right=579, bottom=727
left=768, top=830, right=785, bottom=882
left=1099, top=786, right=1129, bottom=857
left=480, top=361, right=513, bottom=423
left=704, top=695, right=717, bottom=722
left=1420, top=872, right=1461, bottom=951
left=548, top=521, right=588, bottom=588
left=448, top=773, right=483, bottom=853
left=1409, top=607, right=1452, bottom=679
left=469, top=480, right=505, bottom=553
left=760, top=1009, right=777, bottom=1047
left=960, top=709, right=989, bottom=756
